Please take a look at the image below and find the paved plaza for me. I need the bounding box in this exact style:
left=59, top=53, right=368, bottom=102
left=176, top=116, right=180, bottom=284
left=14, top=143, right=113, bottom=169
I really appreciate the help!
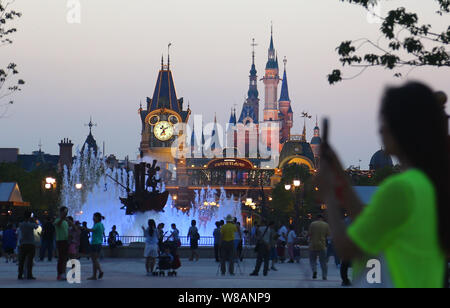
left=0, top=257, right=348, bottom=288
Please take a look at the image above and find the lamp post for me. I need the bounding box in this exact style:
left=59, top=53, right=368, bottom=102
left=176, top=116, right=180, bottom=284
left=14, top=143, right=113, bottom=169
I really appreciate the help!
left=44, top=177, right=57, bottom=217
left=285, top=179, right=304, bottom=232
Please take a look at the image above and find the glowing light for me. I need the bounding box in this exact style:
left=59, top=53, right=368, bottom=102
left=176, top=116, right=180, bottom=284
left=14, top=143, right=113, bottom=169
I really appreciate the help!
left=173, top=195, right=178, bottom=200
left=285, top=184, right=291, bottom=191
left=293, top=180, right=301, bottom=187
left=75, top=183, right=83, bottom=190
left=46, top=177, right=56, bottom=184
left=45, top=183, right=52, bottom=190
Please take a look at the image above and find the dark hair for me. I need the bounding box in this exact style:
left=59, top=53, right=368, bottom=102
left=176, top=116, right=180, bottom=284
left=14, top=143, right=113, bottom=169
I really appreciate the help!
left=148, top=219, right=156, bottom=237
left=93, top=212, right=104, bottom=222
left=191, top=220, right=196, bottom=226
left=23, top=211, right=32, bottom=220
left=381, top=82, right=450, bottom=254
left=60, top=206, right=68, bottom=213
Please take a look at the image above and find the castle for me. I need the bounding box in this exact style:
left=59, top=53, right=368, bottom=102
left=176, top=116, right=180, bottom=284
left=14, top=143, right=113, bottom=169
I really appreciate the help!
left=137, top=27, right=322, bottom=208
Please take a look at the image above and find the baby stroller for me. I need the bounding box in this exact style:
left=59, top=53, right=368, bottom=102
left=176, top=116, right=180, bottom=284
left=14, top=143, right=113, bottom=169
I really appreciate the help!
left=155, top=241, right=181, bottom=277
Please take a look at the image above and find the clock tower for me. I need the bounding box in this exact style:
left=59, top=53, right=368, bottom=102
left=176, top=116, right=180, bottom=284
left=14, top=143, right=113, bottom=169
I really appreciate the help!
left=139, top=56, right=191, bottom=164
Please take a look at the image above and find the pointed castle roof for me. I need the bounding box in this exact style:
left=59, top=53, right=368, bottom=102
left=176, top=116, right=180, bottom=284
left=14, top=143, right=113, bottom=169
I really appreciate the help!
left=266, top=26, right=279, bottom=70
left=279, top=59, right=290, bottom=102
left=238, top=104, right=258, bottom=124
left=81, top=118, right=98, bottom=156
left=229, top=108, right=237, bottom=125
left=149, top=66, right=180, bottom=113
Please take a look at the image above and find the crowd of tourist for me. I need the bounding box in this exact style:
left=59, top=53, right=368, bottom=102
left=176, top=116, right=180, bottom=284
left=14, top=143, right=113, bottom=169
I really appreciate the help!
left=0, top=207, right=106, bottom=281
left=0, top=208, right=350, bottom=285
left=209, top=214, right=343, bottom=283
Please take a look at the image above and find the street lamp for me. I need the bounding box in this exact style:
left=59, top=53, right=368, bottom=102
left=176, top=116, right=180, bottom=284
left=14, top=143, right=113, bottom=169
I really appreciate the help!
left=46, top=177, right=56, bottom=185
left=284, top=180, right=305, bottom=232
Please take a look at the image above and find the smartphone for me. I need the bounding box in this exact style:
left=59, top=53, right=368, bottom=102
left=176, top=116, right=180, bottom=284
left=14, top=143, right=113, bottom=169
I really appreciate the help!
left=322, top=118, right=329, bottom=144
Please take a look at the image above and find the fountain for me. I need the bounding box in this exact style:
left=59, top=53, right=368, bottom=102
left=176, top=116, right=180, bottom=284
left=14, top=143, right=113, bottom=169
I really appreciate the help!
left=61, top=150, right=243, bottom=238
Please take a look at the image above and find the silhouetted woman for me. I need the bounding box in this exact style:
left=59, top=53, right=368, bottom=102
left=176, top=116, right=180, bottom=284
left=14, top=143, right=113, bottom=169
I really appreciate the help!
left=318, top=82, right=449, bottom=288
left=86, top=213, right=105, bottom=280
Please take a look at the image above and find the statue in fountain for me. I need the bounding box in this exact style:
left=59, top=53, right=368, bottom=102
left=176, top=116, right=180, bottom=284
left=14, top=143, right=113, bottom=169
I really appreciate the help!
left=110, top=159, right=169, bottom=215
left=145, top=160, right=161, bottom=193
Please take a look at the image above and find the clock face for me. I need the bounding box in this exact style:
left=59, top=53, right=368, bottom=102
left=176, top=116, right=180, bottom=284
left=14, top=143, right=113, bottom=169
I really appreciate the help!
left=154, top=121, right=174, bottom=141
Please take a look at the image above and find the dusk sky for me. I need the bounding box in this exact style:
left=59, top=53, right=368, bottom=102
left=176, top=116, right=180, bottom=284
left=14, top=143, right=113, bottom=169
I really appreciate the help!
left=1, top=0, right=448, bottom=169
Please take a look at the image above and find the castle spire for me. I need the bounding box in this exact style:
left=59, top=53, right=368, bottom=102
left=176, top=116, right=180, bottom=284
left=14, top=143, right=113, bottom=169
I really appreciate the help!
left=247, top=38, right=259, bottom=101
left=302, top=119, right=307, bottom=142
left=269, top=22, right=274, bottom=51
left=279, top=57, right=290, bottom=102
left=167, top=42, right=172, bottom=70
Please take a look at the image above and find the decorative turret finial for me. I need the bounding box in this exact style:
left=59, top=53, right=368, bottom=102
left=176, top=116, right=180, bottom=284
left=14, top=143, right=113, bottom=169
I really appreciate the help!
left=302, top=120, right=307, bottom=142
left=168, top=42, right=172, bottom=69
left=85, top=116, right=97, bottom=135
left=269, top=22, right=275, bottom=52
left=251, top=38, right=258, bottom=64
left=161, top=54, right=164, bottom=70
left=283, top=56, right=287, bottom=70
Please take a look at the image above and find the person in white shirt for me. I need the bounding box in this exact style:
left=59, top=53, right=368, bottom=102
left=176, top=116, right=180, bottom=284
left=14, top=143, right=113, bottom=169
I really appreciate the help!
left=142, top=219, right=159, bottom=276
left=277, top=225, right=288, bottom=263
left=287, top=225, right=297, bottom=263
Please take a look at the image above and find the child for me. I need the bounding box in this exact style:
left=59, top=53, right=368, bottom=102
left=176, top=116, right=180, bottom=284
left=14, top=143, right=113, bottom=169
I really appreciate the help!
left=86, top=213, right=105, bottom=280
